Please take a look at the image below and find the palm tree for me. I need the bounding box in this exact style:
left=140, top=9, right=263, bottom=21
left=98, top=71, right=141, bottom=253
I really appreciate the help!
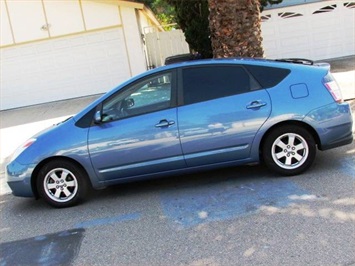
left=208, top=0, right=264, bottom=58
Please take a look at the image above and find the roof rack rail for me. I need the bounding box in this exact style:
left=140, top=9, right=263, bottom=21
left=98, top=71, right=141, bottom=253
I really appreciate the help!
left=275, top=58, right=314, bottom=65
left=165, top=53, right=203, bottom=65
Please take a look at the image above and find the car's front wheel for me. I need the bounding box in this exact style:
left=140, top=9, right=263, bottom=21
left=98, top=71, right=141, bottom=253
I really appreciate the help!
left=262, top=125, right=316, bottom=176
left=37, top=160, right=89, bottom=208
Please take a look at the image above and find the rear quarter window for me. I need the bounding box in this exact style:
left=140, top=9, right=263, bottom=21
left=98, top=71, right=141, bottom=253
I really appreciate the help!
left=245, top=65, right=291, bottom=88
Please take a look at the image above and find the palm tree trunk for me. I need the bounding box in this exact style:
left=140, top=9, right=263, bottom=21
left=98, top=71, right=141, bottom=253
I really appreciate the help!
left=208, top=0, right=264, bottom=58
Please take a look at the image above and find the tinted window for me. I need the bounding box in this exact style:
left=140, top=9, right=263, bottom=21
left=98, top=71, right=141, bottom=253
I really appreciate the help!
left=101, top=73, right=172, bottom=122
left=245, top=65, right=290, bottom=88
left=182, top=66, right=252, bottom=105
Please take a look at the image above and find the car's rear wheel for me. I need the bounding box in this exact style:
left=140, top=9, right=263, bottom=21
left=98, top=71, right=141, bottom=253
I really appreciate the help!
left=262, top=125, right=316, bottom=176
left=37, top=160, right=89, bottom=208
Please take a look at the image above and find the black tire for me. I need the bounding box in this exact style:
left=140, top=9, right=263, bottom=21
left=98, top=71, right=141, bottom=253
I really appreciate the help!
left=262, top=125, right=316, bottom=176
left=37, top=160, right=89, bottom=208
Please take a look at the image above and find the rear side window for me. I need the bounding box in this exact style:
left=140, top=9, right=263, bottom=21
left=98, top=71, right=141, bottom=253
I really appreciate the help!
left=182, top=66, right=253, bottom=105
left=245, top=65, right=290, bottom=88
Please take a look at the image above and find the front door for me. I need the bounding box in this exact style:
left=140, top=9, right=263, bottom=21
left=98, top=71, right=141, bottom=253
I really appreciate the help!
left=88, top=71, right=185, bottom=181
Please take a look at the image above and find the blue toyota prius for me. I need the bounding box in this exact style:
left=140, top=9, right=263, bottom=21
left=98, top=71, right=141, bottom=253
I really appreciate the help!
left=6, top=58, right=353, bottom=207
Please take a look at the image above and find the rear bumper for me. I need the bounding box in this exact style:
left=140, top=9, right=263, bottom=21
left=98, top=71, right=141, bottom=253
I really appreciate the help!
left=319, top=131, right=353, bottom=150
left=304, top=102, right=353, bottom=150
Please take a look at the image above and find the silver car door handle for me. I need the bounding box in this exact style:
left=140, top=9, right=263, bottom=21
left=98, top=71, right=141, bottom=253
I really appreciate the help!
left=155, top=120, right=175, bottom=128
left=246, top=101, right=267, bottom=109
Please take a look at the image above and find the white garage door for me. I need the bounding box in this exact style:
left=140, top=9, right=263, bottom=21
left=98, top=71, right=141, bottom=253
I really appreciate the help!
left=1, top=27, right=130, bottom=110
left=261, top=1, right=355, bottom=60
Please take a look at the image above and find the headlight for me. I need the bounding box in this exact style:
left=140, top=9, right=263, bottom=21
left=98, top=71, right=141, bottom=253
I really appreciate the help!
left=11, top=138, right=36, bottom=161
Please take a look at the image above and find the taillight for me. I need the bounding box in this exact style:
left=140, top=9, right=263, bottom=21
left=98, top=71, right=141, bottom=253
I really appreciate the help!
left=323, top=73, right=343, bottom=103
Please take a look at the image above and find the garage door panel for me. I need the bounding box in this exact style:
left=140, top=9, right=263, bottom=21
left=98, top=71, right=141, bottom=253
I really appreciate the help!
left=281, top=36, right=310, bottom=47
left=278, top=23, right=309, bottom=35
left=262, top=0, right=355, bottom=60
left=6, top=0, right=49, bottom=43
left=0, top=0, right=14, bottom=46
left=81, top=0, right=121, bottom=30
left=1, top=28, right=130, bottom=110
left=43, top=0, right=85, bottom=37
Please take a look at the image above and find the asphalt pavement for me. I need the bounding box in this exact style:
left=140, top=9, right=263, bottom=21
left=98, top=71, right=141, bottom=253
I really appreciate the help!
left=1, top=143, right=354, bottom=265
left=0, top=56, right=354, bottom=195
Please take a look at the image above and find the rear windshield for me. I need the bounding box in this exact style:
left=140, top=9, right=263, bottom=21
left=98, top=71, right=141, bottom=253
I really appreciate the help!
left=245, top=65, right=290, bottom=88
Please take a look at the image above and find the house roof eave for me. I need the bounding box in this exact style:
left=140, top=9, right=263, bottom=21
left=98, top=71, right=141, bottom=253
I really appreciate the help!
left=88, top=0, right=144, bottom=9
left=142, top=6, right=164, bottom=31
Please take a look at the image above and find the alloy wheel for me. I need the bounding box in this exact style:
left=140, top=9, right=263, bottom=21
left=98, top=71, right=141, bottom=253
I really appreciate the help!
left=271, top=133, right=309, bottom=170
left=43, top=168, right=78, bottom=203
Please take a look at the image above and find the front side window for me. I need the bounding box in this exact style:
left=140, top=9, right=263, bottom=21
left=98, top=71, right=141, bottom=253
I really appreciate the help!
left=101, top=72, right=172, bottom=122
left=182, top=66, right=254, bottom=105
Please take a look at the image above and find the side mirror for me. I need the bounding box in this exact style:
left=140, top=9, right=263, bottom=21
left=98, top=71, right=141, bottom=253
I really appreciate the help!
left=94, top=110, right=102, bottom=124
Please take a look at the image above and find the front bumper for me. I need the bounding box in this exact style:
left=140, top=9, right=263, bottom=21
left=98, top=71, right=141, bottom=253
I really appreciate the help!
left=6, top=160, right=35, bottom=197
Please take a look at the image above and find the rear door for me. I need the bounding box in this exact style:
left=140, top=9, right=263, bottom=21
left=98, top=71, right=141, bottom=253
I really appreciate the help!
left=177, top=65, right=271, bottom=167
